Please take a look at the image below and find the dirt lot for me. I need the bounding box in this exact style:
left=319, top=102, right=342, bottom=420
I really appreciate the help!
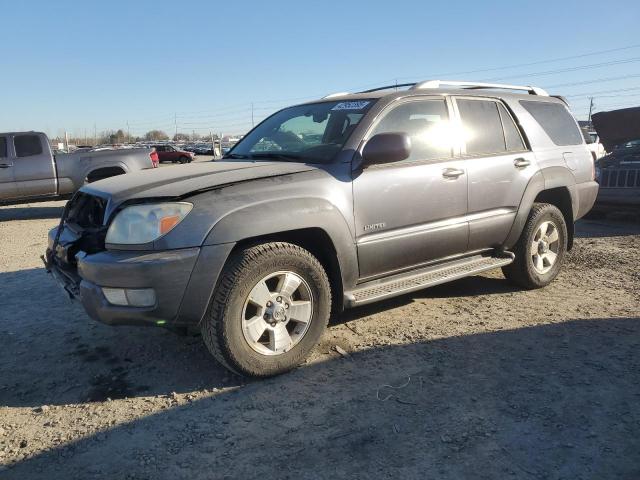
left=0, top=200, right=639, bottom=479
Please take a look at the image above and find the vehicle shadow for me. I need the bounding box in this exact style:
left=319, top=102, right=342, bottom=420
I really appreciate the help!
left=1, top=267, right=521, bottom=409
left=334, top=274, right=520, bottom=326
left=0, top=267, right=236, bottom=408
left=3, top=316, right=639, bottom=479
left=0, top=204, right=65, bottom=221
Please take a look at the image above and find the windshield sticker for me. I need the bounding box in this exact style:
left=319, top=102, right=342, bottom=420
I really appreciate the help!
left=331, top=101, right=370, bottom=111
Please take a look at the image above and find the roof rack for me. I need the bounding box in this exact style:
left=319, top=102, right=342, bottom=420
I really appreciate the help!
left=322, top=91, right=351, bottom=99
left=410, top=80, right=549, bottom=96
left=358, top=83, right=416, bottom=93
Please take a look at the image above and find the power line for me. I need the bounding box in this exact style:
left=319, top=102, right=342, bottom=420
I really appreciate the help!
left=368, top=43, right=640, bottom=87
left=545, top=73, right=640, bottom=88
left=570, top=92, right=640, bottom=103
left=113, top=42, right=640, bottom=127
left=564, top=86, right=640, bottom=98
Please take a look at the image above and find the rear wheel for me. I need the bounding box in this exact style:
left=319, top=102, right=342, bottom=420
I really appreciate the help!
left=502, top=203, right=568, bottom=289
left=201, top=242, right=331, bottom=377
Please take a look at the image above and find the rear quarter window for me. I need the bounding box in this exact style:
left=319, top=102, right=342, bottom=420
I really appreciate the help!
left=0, top=137, right=7, bottom=157
left=519, top=101, right=583, bottom=146
left=14, top=134, right=44, bottom=157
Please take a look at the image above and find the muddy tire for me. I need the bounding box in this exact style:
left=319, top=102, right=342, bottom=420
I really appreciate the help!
left=502, top=203, right=568, bottom=289
left=201, top=242, right=331, bottom=377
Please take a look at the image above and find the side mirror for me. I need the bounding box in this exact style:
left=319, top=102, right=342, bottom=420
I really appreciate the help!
left=362, top=132, right=411, bottom=166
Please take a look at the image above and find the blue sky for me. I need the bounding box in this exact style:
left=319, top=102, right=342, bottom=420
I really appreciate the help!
left=2, top=0, right=639, bottom=138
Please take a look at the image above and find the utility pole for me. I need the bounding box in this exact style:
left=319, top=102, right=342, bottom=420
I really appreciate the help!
left=126, top=121, right=130, bottom=144
left=94, top=123, right=97, bottom=146
left=174, top=113, right=178, bottom=140
left=587, top=97, right=594, bottom=128
left=251, top=102, right=254, bottom=127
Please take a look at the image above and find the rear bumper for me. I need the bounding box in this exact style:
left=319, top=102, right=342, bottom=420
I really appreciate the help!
left=575, top=181, right=599, bottom=220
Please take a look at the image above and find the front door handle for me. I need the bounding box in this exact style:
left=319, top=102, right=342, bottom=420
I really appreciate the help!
left=442, top=168, right=465, bottom=179
left=0, top=163, right=13, bottom=169
left=514, top=158, right=531, bottom=168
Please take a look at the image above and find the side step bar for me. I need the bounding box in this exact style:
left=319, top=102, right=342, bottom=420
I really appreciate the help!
left=344, top=253, right=514, bottom=307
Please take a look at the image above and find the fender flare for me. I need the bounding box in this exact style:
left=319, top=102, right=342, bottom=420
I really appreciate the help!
left=504, top=167, right=576, bottom=249
left=203, top=196, right=359, bottom=292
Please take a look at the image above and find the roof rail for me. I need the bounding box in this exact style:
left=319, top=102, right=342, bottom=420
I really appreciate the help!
left=322, top=91, right=351, bottom=99
left=358, top=83, right=416, bottom=93
left=411, top=80, right=549, bottom=96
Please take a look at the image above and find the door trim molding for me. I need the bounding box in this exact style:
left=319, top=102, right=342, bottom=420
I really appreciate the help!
left=358, top=207, right=514, bottom=245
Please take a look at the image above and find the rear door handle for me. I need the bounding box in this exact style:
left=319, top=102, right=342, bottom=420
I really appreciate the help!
left=0, top=163, right=13, bottom=169
left=513, top=158, right=531, bottom=168
left=442, top=168, right=465, bottom=179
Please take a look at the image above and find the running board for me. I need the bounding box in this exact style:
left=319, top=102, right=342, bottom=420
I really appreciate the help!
left=344, top=253, right=514, bottom=307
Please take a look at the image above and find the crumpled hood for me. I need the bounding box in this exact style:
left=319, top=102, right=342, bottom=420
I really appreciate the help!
left=592, top=106, right=640, bottom=151
left=81, top=160, right=317, bottom=206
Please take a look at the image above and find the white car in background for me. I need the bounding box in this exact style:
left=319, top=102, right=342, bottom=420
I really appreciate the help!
left=586, top=131, right=606, bottom=160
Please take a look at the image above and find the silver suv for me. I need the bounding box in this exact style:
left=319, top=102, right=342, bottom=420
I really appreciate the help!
left=45, top=80, right=599, bottom=377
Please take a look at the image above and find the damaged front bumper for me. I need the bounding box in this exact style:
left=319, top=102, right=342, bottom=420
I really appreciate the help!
left=44, top=227, right=201, bottom=327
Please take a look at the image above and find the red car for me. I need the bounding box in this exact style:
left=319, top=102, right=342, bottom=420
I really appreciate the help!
left=152, top=145, right=194, bottom=164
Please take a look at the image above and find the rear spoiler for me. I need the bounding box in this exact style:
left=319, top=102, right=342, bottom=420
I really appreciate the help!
left=551, top=95, right=569, bottom=105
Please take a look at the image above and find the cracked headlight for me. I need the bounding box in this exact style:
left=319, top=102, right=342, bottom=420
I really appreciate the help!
left=105, top=202, right=193, bottom=245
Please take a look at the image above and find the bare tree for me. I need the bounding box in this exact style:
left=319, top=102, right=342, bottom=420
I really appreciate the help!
left=145, top=130, right=169, bottom=141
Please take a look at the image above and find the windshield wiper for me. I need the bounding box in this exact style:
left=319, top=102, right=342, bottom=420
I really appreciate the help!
left=223, top=153, right=250, bottom=159
left=248, top=152, right=305, bottom=162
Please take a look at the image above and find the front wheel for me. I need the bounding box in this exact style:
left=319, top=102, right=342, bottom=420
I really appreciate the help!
left=502, top=203, right=568, bottom=289
left=201, top=242, right=331, bottom=377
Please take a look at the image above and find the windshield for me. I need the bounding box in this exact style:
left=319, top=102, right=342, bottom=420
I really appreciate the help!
left=615, top=139, right=640, bottom=149
left=226, top=100, right=375, bottom=163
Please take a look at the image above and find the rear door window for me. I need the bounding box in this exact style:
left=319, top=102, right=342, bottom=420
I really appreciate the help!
left=14, top=135, right=43, bottom=157
left=0, top=137, right=7, bottom=157
left=456, top=98, right=506, bottom=155
left=519, top=100, right=583, bottom=146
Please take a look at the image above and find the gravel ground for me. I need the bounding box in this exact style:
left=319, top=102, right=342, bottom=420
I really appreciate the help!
left=0, top=200, right=639, bottom=479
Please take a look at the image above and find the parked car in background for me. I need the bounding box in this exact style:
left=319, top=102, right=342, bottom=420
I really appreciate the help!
left=0, top=131, right=158, bottom=204
left=152, top=144, right=194, bottom=163
left=45, top=80, right=598, bottom=377
left=581, top=127, right=606, bottom=161
left=183, top=144, right=198, bottom=154
left=193, top=144, right=212, bottom=155
left=592, top=107, right=640, bottom=207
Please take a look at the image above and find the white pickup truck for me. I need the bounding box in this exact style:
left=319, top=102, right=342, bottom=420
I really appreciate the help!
left=0, top=131, right=158, bottom=204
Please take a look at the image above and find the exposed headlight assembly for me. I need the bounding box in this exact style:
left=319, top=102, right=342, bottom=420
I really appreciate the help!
left=105, top=202, right=193, bottom=245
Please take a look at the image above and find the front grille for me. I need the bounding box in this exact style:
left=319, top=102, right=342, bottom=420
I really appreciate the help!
left=599, top=168, right=640, bottom=188
left=65, top=192, right=107, bottom=228
left=57, top=192, right=108, bottom=257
